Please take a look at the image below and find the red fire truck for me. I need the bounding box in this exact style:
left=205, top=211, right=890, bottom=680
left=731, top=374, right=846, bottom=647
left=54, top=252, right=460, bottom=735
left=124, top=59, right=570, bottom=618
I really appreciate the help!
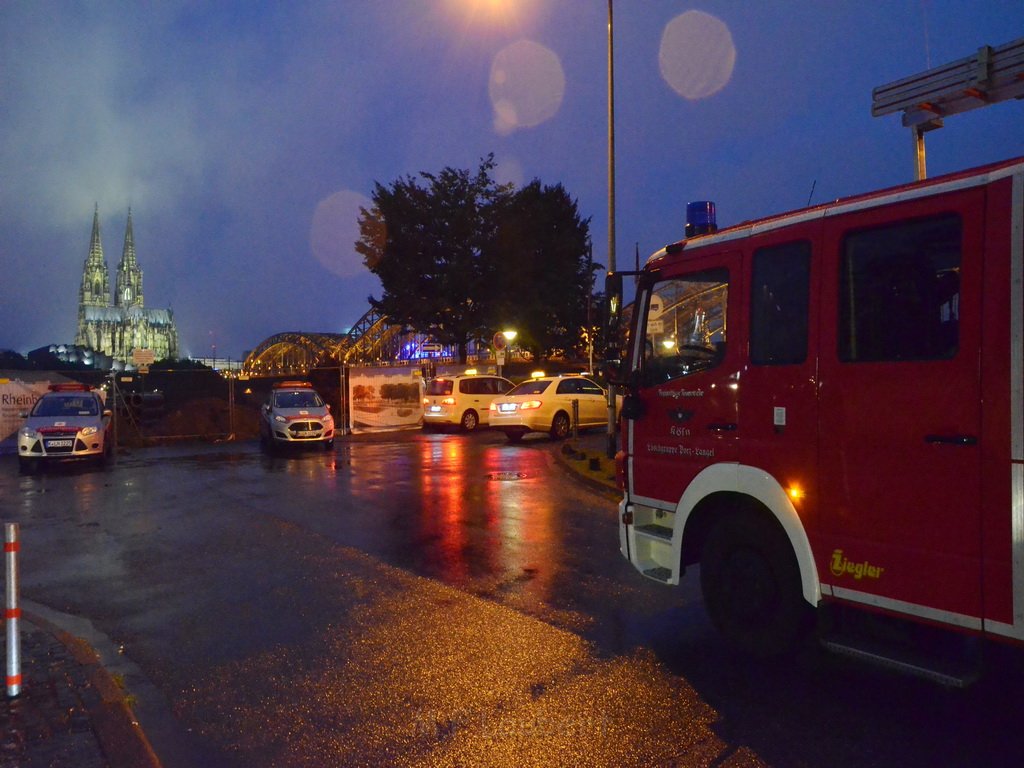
left=606, top=157, right=1024, bottom=679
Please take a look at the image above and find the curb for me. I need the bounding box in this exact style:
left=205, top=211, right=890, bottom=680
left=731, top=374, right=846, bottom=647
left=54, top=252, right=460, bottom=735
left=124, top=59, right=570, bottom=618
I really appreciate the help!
left=554, top=440, right=622, bottom=501
left=21, top=610, right=163, bottom=768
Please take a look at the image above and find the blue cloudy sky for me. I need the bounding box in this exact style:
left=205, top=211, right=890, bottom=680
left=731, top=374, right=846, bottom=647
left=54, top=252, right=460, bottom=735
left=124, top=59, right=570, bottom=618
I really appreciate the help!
left=2, top=1, right=1021, bottom=359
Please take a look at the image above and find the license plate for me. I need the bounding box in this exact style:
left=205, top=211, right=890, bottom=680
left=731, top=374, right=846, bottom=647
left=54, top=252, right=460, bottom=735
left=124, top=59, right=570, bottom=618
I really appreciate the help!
left=295, top=430, right=318, bottom=437
left=46, top=439, right=74, bottom=448
left=499, top=403, right=517, bottom=412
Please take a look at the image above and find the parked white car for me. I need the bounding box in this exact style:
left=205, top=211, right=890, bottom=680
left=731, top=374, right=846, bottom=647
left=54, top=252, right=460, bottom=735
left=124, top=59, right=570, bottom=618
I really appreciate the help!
left=422, top=373, right=514, bottom=432
left=488, top=375, right=610, bottom=442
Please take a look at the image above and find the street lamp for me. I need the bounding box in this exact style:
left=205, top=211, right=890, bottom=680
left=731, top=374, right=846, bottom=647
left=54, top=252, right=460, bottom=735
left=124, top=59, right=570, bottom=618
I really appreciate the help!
left=607, top=0, right=616, bottom=278
left=605, top=0, right=618, bottom=458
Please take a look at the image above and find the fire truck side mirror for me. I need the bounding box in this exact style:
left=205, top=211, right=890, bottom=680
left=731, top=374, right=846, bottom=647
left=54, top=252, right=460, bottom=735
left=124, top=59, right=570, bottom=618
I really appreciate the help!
left=620, top=392, right=645, bottom=420
left=602, top=358, right=628, bottom=386
left=604, top=272, right=623, bottom=331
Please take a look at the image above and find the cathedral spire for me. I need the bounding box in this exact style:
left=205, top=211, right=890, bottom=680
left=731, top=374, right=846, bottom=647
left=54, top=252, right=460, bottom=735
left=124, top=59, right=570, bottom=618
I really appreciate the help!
left=78, top=204, right=110, bottom=309
left=115, top=207, right=144, bottom=308
left=122, top=206, right=137, bottom=266
left=87, top=203, right=103, bottom=266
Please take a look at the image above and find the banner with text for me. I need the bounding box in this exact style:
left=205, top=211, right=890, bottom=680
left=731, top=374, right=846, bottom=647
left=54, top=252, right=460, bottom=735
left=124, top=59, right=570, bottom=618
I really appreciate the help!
left=0, top=371, right=74, bottom=453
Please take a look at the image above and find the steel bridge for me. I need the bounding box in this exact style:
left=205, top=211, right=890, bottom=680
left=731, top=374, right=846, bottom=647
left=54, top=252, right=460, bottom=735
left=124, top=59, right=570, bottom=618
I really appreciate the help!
left=242, top=306, right=416, bottom=375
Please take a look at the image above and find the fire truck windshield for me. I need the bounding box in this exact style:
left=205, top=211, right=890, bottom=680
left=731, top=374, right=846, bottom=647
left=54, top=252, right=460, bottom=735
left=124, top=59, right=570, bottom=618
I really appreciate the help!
left=640, top=268, right=728, bottom=385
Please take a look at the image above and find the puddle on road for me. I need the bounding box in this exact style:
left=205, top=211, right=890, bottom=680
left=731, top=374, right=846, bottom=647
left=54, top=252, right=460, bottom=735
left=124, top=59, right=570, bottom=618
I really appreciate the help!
left=485, top=471, right=530, bottom=481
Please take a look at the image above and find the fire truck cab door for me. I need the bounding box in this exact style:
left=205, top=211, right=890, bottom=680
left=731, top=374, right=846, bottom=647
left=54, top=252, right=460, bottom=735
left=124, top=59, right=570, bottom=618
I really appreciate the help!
left=819, top=192, right=983, bottom=621
left=626, top=253, right=741, bottom=507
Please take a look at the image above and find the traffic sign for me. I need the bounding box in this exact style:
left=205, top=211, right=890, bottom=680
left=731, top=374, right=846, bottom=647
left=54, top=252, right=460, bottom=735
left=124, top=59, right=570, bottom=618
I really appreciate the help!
left=493, top=333, right=507, bottom=351
left=131, top=348, right=156, bottom=366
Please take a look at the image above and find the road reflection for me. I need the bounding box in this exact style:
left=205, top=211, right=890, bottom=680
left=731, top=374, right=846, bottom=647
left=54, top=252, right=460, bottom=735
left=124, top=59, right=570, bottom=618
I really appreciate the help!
left=410, top=437, right=559, bottom=609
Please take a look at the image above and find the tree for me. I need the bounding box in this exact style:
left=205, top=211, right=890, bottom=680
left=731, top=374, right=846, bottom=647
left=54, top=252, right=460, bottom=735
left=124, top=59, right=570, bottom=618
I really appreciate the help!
left=356, top=157, right=595, bottom=365
left=492, top=181, right=595, bottom=362
left=357, top=155, right=513, bottom=363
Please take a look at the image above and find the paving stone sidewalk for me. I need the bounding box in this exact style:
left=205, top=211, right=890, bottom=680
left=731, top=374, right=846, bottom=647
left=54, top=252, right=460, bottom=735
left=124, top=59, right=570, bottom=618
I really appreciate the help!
left=2, top=612, right=160, bottom=768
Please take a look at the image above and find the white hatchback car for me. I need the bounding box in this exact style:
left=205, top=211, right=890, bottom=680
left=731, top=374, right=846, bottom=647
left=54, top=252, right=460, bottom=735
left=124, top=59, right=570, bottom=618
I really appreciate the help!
left=259, top=380, right=335, bottom=451
left=17, top=383, right=113, bottom=473
left=488, top=375, right=610, bottom=442
left=422, top=373, right=514, bottom=432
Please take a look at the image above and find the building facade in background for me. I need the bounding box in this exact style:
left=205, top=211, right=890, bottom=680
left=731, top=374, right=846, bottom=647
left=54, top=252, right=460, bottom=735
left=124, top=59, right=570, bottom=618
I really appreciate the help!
left=74, top=206, right=179, bottom=364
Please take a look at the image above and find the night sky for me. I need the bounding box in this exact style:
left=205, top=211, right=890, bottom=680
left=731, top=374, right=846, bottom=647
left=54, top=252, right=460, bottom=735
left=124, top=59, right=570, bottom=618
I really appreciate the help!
left=2, top=1, right=1021, bottom=360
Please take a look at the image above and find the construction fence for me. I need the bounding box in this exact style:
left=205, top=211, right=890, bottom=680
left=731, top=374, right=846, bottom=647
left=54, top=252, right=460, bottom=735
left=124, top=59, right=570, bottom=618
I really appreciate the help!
left=2, top=359, right=597, bottom=452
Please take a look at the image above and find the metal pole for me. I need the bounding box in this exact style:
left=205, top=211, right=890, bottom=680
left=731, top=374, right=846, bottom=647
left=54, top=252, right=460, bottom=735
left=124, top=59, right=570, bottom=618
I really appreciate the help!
left=110, top=372, right=118, bottom=454
left=607, top=0, right=616, bottom=276
left=5, top=523, right=21, bottom=698
left=913, top=125, right=927, bottom=181
left=606, top=0, right=618, bottom=459
left=228, top=374, right=236, bottom=439
left=572, top=399, right=579, bottom=441
left=342, top=365, right=351, bottom=436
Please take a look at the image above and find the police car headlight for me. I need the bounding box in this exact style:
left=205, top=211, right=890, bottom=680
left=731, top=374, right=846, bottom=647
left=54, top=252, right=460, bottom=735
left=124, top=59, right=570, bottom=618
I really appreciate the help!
left=81, top=426, right=98, bottom=437
left=274, top=414, right=288, bottom=423
left=323, top=413, right=334, bottom=424
left=20, top=426, right=38, bottom=439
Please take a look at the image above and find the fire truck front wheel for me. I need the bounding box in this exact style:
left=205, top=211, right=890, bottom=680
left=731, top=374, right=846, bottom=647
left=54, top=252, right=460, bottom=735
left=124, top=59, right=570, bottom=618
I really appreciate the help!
left=700, top=511, right=810, bottom=656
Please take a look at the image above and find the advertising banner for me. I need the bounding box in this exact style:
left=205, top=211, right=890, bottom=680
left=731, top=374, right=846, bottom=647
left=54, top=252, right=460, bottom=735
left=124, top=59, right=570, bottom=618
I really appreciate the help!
left=0, top=372, right=70, bottom=454
left=347, top=366, right=423, bottom=433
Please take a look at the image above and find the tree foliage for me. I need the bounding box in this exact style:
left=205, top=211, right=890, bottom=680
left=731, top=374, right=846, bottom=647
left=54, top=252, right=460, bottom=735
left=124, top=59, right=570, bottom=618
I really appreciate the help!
left=356, top=156, right=512, bottom=363
left=492, top=180, right=594, bottom=361
left=357, top=156, right=595, bottom=363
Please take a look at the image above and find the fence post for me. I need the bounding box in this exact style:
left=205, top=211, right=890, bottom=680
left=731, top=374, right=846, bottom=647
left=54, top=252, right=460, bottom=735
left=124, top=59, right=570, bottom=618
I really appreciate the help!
left=571, top=399, right=579, bottom=440
left=228, top=375, right=236, bottom=439
left=5, top=522, right=21, bottom=698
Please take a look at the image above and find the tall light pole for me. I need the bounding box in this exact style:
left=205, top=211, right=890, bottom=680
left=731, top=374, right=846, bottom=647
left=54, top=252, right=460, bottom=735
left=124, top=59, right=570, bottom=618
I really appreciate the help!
left=605, top=0, right=618, bottom=458
left=607, top=0, right=616, bottom=277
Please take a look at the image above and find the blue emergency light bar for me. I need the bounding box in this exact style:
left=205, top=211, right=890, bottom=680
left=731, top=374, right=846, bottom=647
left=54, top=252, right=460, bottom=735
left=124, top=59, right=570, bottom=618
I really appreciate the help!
left=685, top=201, right=717, bottom=238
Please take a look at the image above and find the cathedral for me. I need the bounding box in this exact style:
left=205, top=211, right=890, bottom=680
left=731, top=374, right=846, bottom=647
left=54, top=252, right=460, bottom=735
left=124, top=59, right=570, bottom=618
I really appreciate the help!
left=74, top=206, right=179, bottom=364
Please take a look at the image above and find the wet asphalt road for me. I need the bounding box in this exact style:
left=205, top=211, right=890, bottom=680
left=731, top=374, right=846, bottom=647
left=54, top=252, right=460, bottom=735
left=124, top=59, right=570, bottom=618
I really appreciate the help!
left=2, top=429, right=1023, bottom=767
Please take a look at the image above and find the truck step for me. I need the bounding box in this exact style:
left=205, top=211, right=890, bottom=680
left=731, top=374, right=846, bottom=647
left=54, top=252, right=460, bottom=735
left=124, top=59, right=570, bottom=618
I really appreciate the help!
left=642, top=566, right=671, bottom=582
left=820, top=633, right=981, bottom=688
left=635, top=523, right=673, bottom=541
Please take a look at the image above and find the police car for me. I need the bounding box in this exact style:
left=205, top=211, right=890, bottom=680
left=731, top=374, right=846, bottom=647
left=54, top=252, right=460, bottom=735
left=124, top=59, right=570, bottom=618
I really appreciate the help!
left=259, top=381, right=335, bottom=451
left=17, top=383, right=113, bottom=473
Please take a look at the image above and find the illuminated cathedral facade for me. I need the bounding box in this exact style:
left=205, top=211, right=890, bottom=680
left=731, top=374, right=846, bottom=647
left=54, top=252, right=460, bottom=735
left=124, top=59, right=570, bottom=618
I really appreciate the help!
left=74, top=206, right=179, bottom=364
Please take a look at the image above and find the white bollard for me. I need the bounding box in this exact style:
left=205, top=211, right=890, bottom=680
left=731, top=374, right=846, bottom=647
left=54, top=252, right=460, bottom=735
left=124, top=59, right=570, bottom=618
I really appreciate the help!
left=5, top=522, right=21, bottom=698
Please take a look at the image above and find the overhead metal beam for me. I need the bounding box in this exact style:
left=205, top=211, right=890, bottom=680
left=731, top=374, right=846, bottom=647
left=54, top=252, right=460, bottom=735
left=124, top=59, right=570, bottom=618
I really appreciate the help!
left=873, top=37, right=1024, bottom=127
left=873, top=37, right=1024, bottom=180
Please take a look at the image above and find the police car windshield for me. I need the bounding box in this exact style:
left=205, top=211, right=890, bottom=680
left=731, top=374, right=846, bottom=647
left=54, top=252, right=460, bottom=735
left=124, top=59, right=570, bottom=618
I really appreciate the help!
left=34, top=395, right=99, bottom=417
left=274, top=391, right=323, bottom=409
